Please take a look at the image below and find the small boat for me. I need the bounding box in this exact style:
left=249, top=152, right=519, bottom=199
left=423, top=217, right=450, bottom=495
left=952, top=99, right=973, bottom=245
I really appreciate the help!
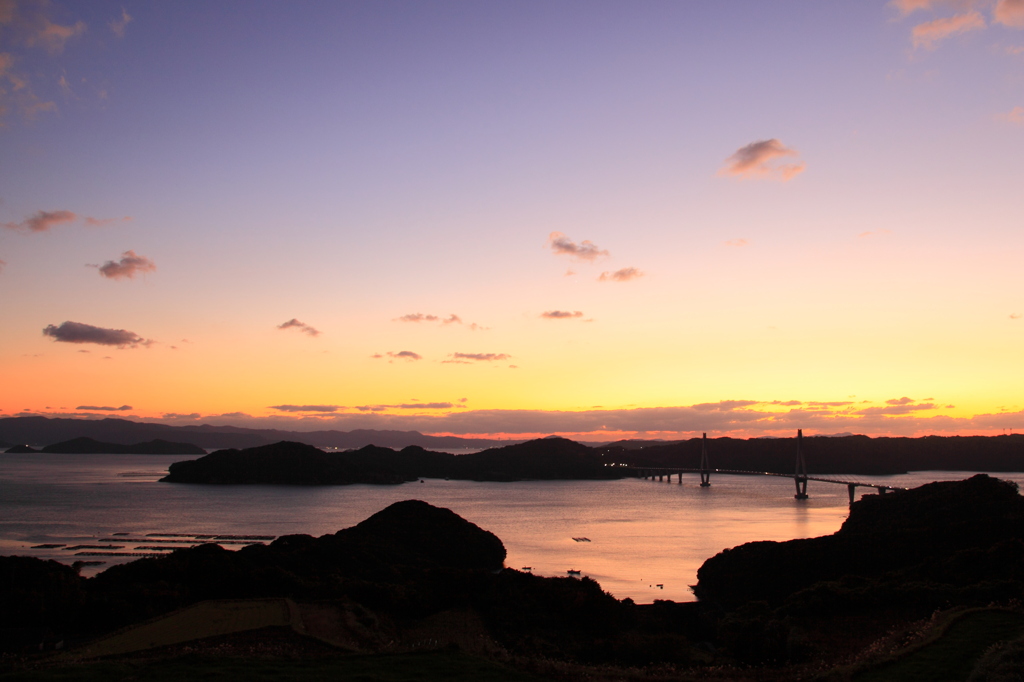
left=656, top=584, right=664, bottom=589
left=572, top=537, right=591, bottom=542
left=567, top=569, right=581, bottom=575
left=521, top=566, right=532, bottom=571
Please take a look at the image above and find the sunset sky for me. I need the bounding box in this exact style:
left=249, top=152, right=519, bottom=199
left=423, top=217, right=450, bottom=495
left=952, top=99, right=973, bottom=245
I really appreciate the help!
left=2, top=0, right=1023, bottom=440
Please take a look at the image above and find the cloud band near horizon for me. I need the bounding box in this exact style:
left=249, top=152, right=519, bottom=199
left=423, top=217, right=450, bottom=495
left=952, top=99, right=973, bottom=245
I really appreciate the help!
left=75, top=398, right=1024, bottom=440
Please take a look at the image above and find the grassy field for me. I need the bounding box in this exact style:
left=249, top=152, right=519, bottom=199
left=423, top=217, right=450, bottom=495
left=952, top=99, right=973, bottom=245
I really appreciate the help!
left=853, top=609, right=1024, bottom=682
left=70, top=599, right=298, bottom=658
left=0, top=650, right=543, bottom=682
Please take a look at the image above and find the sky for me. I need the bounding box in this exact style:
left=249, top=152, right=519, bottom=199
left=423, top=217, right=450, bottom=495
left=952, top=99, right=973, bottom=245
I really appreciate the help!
left=2, top=0, right=1023, bottom=440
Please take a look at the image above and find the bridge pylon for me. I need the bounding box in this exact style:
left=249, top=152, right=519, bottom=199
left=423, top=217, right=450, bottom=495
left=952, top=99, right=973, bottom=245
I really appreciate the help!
left=794, top=429, right=808, bottom=499
left=699, top=432, right=711, bottom=487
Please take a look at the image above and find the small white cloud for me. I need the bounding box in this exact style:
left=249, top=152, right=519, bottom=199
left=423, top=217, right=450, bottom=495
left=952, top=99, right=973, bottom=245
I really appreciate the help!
left=277, top=319, right=321, bottom=336
left=719, top=139, right=805, bottom=181
left=548, top=232, right=609, bottom=262
left=97, top=250, right=156, bottom=279
left=598, top=267, right=643, bottom=282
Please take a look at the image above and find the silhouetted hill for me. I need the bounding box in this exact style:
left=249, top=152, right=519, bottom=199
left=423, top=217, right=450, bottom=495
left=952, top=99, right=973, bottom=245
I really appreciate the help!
left=0, top=416, right=508, bottom=450
left=452, top=436, right=620, bottom=481
left=162, top=438, right=626, bottom=484
left=695, top=474, right=1024, bottom=609
left=1, top=500, right=659, bottom=664
left=4, top=444, right=38, bottom=453
left=40, top=437, right=205, bottom=455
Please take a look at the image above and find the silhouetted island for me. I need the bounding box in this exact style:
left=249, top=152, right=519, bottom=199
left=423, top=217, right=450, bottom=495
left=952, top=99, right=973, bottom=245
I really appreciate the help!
left=6, top=478, right=1024, bottom=679
left=39, top=437, right=206, bottom=455
left=4, top=444, right=38, bottom=453
left=161, top=437, right=622, bottom=484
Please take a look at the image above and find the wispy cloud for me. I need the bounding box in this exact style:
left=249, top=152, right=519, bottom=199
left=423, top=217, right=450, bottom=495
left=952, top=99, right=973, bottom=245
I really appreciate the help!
left=0, top=2, right=104, bottom=125
left=889, top=0, right=949, bottom=16
left=394, top=312, right=483, bottom=328
left=858, top=229, right=892, bottom=238
left=356, top=402, right=454, bottom=412
left=0, top=258, right=5, bottom=273
left=996, top=0, right=1024, bottom=27
left=0, top=51, right=57, bottom=125
left=76, top=405, right=132, bottom=412
left=396, top=313, right=439, bottom=323
left=162, top=412, right=202, bottom=421
left=1010, top=312, right=1022, bottom=319
left=447, top=352, right=511, bottom=362
left=541, top=310, right=584, bottom=319
left=2, top=211, right=131, bottom=232
left=725, top=239, right=749, bottom=247
left=548, top=232, right=609, bottom=262
left=855, top=396, right=937, bottom=415
left=277, top=319, right=321, bottom=336
left=109, top=8, right=132, bottom=37
left=598, top=267, right=643, bottom=282
left=96, top=250, right=156, bottom=279
left=84, top=216, right=132, bottom=227
left=720, top=139, right=805, bottom=181
left=997, top=105, right=1024, bottom=124
left=43, top=321, right=151, bottom=348
left=270, top=405, right=341, bottom=413
left=24, top=17, right=87, bottom=54
left=911, top=11, right=986, bottom=49
left=3, top=209, right=76, bottom=232
left=384, top=350, right=423, bottom=360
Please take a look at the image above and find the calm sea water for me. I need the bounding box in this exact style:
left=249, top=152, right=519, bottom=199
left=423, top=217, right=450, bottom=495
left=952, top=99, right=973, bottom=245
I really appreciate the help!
left=3, top=453, right=1022, bottom=603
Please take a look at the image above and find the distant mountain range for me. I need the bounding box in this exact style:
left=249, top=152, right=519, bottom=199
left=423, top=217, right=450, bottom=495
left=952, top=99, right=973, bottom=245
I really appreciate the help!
left=0, top=416, right=516, bottom=451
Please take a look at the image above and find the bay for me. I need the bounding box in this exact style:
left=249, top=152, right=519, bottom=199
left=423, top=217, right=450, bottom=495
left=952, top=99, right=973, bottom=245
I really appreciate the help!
left=3, top=453, right=1023, bottom=604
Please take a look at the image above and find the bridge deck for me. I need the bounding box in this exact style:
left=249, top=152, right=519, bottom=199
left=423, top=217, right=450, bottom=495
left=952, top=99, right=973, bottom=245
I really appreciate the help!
left=625, top=467, right=906, bottom=490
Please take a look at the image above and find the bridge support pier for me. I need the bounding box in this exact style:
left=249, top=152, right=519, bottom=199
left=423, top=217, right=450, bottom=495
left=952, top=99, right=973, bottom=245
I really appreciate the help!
left=794, top=429, right=809, bottom=500
left=848, top=483, right=856, bottom=506
left=699, top=432, right=711, bottom=487
left=795, top=477, right=808, bottom=499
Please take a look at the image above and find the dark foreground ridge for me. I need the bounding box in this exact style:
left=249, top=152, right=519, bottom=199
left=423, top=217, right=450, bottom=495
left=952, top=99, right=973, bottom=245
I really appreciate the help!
left=161, top=437, right=622, bottom=484
left=7, top=477, right=1024, bottom=680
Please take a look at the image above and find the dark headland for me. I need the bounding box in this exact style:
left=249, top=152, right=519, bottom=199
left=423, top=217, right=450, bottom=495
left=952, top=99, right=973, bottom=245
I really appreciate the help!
left=6, top=476, right=1024, bottom=680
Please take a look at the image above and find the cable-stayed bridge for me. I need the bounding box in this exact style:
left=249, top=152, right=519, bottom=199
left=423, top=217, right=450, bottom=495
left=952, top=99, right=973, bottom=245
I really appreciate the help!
left=623, top=430, right=906, bottom=503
